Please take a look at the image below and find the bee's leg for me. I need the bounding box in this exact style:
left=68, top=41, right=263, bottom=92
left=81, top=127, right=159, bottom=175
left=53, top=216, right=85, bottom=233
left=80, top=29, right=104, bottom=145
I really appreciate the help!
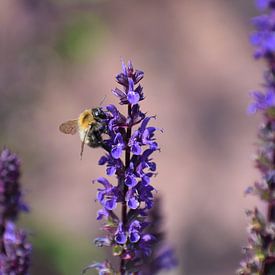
left=87, top=122, right=110, bottom=152
left=87, top=124, right=103, bottom=148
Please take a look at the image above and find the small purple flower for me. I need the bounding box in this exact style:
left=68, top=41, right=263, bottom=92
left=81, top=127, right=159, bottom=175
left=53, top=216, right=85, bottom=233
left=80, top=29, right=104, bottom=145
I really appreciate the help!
left=111, top=133, right=125, bottom=159
left=137, top=184, right=155, bottom=209
left=125, top=162, right=138, bottom=188
left=127, top=78, right=140, bottom=105
left=128, top=220, right=141, bottom=243
left=95, top=177, right=118, bottom=211
left=106, top=104, right=126, bottom=130
left=129, top=117, right=159, bottom=156
left=125, top=189, right=139, bottom=210
left=115, top=223, right=127, bottom=245
left=98, top=154, right=123, bottom=176
left=136, top=149, right=157, bottom=178
left=129, top=130, right=143, bottom=155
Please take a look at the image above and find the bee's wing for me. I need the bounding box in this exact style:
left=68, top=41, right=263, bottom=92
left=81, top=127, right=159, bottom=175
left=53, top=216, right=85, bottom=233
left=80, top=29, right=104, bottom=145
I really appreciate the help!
left=59, top=120, right=78, bottom=135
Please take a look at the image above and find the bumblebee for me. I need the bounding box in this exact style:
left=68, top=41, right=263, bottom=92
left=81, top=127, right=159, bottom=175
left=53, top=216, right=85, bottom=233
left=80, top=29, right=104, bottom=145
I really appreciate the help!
left=59, top=107, right=108, bottom=158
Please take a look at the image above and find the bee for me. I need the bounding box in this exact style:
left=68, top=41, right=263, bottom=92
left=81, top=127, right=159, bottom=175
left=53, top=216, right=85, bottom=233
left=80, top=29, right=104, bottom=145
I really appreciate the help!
left=59, top=108, right=108, bottom=158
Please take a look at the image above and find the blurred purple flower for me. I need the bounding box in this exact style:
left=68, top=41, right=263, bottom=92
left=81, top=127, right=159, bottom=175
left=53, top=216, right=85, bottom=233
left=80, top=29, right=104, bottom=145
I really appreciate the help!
left=256, top=0, right=275, bottom=10
left=0, top=148, right=31, bottom=274
left=0, top=222, right=31, bottom=275
left=0, top=148, right=28, bottom=223
left=248, top=90, right=275, bottom=113
left=239, top=2, right=275, bottom=274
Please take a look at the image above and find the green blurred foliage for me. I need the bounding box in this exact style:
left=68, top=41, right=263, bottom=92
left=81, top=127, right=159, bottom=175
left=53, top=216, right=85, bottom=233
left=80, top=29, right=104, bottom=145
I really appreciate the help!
left=55, top=15, right=105, bottom=62
left=25, top=220, right=101, bottom=275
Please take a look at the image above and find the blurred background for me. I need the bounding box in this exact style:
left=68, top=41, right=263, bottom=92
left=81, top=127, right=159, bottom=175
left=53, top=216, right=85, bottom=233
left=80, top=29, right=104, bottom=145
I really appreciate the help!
left=0, top=0, right=265, bottom=274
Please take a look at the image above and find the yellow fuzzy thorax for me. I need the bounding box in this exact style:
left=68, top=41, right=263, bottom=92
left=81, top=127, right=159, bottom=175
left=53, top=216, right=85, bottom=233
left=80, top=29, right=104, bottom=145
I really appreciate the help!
left=78, top=109, right=95, bottom=131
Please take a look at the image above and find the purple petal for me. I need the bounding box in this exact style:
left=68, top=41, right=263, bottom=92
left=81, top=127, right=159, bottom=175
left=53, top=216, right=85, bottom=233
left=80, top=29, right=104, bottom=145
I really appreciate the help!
left=140, top=116, right=153, bottom=133
left=134, top=70, right=144, bottom=84
left=256, top=0, right=269, bottom=9
left=97, top=177, right=112, bottom=188
left=116, top=73, right=128, bottom=86
left=128, top=197, right=139, bottom=209
left=142, top=234, right=154, bottom=242
left=122, top=60, right=127, bottom=75
left=127, top=91, right=140, bottom=105
left=115, top=233, right=127, bottom=245
left=96, top=209, right=109, bottom=220
left=125, top=175, right=138, bottom=188
left=142, top=175, right=151, bottom=186
left=105, top=198, right=117, bottom=210
left=114, top=132, right=124, bottom=144
left=112, top=88, right=126, bottom=99
left=148, top=162, right=157, bottom=171
left=149, top=142, right=158, bottom=151
left=131, top=143, right=142, bottom=155
left=111, top=146, right=123, bottom=159
left=129, top=220, right=141, bottom=230
left=106, top=104, right=119, bottom=115
left=97, top=191, right=105, bottom=203
left=129, top=231, right=140, bottom=243
left=106, top=166, right=116, bottom=176
left=98, top=155, right=108, bottom=165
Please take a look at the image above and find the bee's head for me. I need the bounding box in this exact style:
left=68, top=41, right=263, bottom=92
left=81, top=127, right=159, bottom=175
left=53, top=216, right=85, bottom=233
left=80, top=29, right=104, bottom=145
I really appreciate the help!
left=92, top=107, right=107, bottom=121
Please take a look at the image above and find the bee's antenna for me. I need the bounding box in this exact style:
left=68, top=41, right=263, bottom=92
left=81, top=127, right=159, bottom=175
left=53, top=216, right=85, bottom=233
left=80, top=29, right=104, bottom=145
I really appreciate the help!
left=99, top=95, right=107, bottom=107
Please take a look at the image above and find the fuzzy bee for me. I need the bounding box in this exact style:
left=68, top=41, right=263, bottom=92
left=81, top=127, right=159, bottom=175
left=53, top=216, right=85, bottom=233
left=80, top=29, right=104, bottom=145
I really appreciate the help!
left=59, top=108, right=108, bottom=158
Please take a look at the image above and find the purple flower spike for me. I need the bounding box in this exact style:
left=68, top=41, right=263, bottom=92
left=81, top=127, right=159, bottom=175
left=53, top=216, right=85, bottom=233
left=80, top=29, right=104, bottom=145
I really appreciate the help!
left=0, top=222, right=31, bottom=275
left=239, top=2, right=275, bottom=274
left=0, top=149, right=28, bottom=221
left=0, top=149, right=31, bottom=275
left=85, top=62, right=176, bottom=274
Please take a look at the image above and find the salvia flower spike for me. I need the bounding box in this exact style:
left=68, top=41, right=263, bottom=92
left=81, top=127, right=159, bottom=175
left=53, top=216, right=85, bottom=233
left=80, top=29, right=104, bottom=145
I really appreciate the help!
left=83, top=61, right=176, bottom=274
left=238, top=1, right=275, bottom=274
left=0, top=148, right=31, bottom=274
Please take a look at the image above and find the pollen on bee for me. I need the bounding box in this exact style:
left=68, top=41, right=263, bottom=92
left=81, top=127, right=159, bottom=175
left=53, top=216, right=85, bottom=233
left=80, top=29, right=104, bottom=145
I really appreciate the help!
left=78, top=109, right=95, bottom=130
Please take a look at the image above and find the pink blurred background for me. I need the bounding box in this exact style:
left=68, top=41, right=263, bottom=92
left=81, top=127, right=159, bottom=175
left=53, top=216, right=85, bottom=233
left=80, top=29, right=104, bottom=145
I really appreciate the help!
left=0, top=0, right=264, bottom=274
